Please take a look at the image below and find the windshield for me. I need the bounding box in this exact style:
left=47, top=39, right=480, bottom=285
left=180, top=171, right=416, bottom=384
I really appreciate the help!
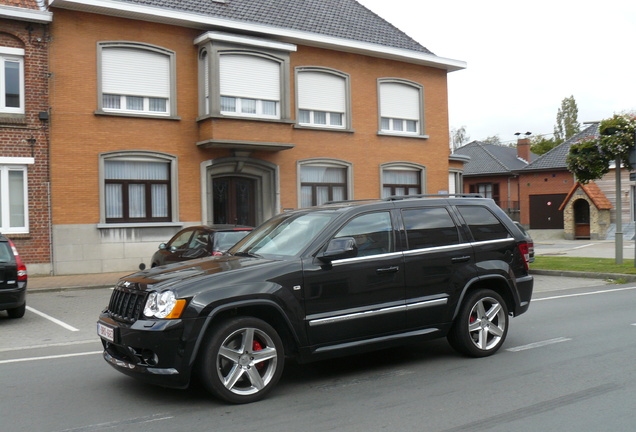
left=230, top=212, right=335, bottom=258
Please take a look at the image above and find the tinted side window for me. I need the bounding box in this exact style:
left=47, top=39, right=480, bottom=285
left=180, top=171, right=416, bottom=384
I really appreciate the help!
left=168, top=229, right=194, bottom=249
left=402, top=207, right=459, bottom=249
left=458, top=206, right=511, bottom=242
left=334, top=212, right=393, bottom=257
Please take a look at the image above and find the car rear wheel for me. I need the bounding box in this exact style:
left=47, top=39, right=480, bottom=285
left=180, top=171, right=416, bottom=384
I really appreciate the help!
left=7, top=303, right=26, bottom=319
left=448, top=289, right=508, bottom=357
left=198, top=317, right=284, bottom=404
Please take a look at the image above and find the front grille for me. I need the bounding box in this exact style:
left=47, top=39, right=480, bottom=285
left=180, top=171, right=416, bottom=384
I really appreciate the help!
left=108, top=284, right=148, bottom=323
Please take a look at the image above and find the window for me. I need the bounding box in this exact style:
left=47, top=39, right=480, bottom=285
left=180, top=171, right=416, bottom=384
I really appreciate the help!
left=1, top=48, right=24, bottom=114
left=378, top=79, right=423, bottom=135
left=0, top=161, right=30, bottom=233
left=100, top=152, right=177, bottom=224
left=196, top=32, right=295, bottom=120
left=296, top=68, right=349, bottom=129
left=470, top=183, right=500, bottom=205
left=457, top=206, right=511, bottom=242
left=448, top=171, right=463, bottom=195
left=381, top=163, right=425, bottom=198
left=299, top=160, right=352, bottom=207
left=219, top=53, right=281, bottom=118
left=333, top=212, right=393, bottom=257
left=98, top=42, right=176, bottom=117
left=402, top=207, right=459, bottom=249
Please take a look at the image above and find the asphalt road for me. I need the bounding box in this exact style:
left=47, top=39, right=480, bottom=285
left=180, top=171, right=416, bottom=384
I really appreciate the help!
left=1, top=278, right=635, bottom=432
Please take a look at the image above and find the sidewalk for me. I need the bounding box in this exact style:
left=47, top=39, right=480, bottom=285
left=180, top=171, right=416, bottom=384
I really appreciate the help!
left=28, top=271, right=133, bottom=293
left=25, top=239, right=636, bottom=293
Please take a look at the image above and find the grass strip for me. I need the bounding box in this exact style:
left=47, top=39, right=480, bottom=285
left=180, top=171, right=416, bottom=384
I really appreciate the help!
left=532, top=256, right=636, bottom=275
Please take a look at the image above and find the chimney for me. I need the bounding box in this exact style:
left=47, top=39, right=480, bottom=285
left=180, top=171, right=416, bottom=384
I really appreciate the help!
left=517, top=137, right=531, bottom=163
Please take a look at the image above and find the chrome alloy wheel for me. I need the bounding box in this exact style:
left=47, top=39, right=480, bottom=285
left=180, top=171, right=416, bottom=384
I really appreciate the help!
left=216, top=327, right=279, bottom=396
left=467, top=296, right=506, bottom=351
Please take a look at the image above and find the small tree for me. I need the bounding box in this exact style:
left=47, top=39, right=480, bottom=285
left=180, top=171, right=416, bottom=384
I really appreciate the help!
left=450, top=126, right=470, bottom=150
left=481, top=135, right=502, bottom=145
left=566, top=113, right=636, bottom=183
left=530, top=136, right=561, bottom=155
left=554, top=96, right=581, bottom=142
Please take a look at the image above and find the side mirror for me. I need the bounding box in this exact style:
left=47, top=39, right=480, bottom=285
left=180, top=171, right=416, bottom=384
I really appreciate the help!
left=317, top=237, right=358, bottom=263
left=158, top=243, right=167, bottom=250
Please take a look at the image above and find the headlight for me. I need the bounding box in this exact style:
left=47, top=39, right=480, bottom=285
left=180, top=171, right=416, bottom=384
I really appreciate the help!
left=143, top=290, right=186, bottom=319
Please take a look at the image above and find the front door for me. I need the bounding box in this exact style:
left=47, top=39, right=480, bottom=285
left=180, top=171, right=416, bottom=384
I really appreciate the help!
left=303, top=211, right=406, bottom=347
left=213, top=176, right=256, bottom=226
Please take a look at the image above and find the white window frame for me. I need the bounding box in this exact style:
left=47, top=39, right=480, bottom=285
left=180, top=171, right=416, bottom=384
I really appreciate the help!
left=0, top=47, right=25, bottom=114
left=380, top=162, right=426, bottom=198
left=295, top=67, right=351, bottom=130
left=98, top=151, right=179, bottom=227
left=297, top=158, right=353, bottom=208
left=195, top=32, right=295, bottom=121
left=378, top=79, right=426, bottom=137
left=97, top=42, right=177, bottom=118
left=0, top=157, right=34, bottom=234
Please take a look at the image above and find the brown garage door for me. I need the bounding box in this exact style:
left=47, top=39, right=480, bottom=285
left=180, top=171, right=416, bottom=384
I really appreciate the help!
left=529, top=194, right=566, bottom=229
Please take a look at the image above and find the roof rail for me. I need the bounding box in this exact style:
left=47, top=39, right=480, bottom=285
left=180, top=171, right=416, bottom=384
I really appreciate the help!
left=385, top=193, right=483, bottom=201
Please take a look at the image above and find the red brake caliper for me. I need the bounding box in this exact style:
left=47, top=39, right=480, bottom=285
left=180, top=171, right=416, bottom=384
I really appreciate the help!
left=252, top=340, right=265, bottom=370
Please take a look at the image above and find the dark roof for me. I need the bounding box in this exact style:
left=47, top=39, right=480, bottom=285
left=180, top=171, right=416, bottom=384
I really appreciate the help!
left=453, top=141, right=535, bottom=176
left=522, top=123, right=599, bottom=172
left=108, top=0, right=433, bottom=54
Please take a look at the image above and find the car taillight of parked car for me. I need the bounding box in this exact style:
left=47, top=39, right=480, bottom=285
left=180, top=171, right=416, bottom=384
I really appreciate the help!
left=517, top=242, right=530, bottom=271
left=9, top=239, right=27, bottom=281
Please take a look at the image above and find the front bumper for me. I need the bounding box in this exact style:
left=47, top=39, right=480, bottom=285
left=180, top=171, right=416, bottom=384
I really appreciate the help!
left=97, top=313, right=202, bottom=389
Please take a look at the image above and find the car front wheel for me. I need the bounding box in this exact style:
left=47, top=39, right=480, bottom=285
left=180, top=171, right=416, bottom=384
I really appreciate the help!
left=448, top=289, right=508, bottom=357
left=198, top=317, right=284, bottom=404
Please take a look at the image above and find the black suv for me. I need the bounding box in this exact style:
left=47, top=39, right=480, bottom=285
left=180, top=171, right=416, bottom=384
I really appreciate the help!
left=0, top=233, right=28, bottom=318
left=97, top=196, right=533, bottom=403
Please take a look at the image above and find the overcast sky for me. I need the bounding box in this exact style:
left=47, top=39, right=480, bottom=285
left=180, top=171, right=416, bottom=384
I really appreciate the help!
left=357, top=0, right=636, bottom=145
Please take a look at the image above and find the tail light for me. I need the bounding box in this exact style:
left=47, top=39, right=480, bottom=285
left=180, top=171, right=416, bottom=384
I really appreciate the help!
left=517, top=242, right=530, bottom=272
left=8, top=239, right=27, bottom=281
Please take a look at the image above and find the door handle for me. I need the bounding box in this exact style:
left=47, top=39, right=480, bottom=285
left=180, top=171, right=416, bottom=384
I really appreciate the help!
left=451, top=256, right=471, bottom=263
left=376, top=266, right=399, bottom=274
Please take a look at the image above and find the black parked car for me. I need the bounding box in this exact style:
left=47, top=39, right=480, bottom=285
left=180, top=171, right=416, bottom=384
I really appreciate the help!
left=98, top=196, right=533, bottom=403
left=0, top=233, right=28, bottom=318
left=150, top=225, right=252, bottom=267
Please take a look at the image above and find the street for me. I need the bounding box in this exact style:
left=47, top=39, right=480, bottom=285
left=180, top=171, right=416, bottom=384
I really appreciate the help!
left=1, top=277, right=635, bottom=432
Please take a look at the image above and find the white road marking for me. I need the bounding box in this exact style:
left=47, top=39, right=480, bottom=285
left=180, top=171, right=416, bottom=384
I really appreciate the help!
left=26, top=306, right=80, bottom=332
left=0, top=339, right=99, bottom=353
left=534, top=285, right=636, bottom=302
left=54, top=414, right=174, bottom=432
left=570, top=243, right=595, bottom=250
left=506, top=337, right=572, bottom=352
left=0, top=351, right=102, bottom=365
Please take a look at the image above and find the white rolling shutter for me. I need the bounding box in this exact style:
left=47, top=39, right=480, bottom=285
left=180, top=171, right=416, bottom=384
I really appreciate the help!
left=380, top=82, right=419, bottom=120
left=220, top=54, right=280, bottom=101
left=298, top=71, right=345, bottom=112
left=102, top=47, right=170, bottom=98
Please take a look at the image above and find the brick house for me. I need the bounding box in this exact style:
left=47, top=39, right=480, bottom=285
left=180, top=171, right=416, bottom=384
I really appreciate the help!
left=519, top=123, right=634, bottom=239
left=0, top=0, right=52, bottom=275
left=453, top=138, right=536, bottom=221
left=43, top=0, right=466, bottom=274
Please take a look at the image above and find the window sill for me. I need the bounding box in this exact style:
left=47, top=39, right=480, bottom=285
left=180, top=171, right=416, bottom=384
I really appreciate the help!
left=197, top=113, right=295, bottom=124
left=377, top=132, right=429, bottom=140
left=94, top=110, right=181, bottom=121
left=0, top=113, right=27, bottom=126
left=97, top=222, right=184, bottom=229
left=294, top=125, right=355, bottom=133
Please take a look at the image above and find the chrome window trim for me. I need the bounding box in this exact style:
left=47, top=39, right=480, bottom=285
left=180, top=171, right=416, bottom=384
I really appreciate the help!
left=332, top=251, right=403, bottom=265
